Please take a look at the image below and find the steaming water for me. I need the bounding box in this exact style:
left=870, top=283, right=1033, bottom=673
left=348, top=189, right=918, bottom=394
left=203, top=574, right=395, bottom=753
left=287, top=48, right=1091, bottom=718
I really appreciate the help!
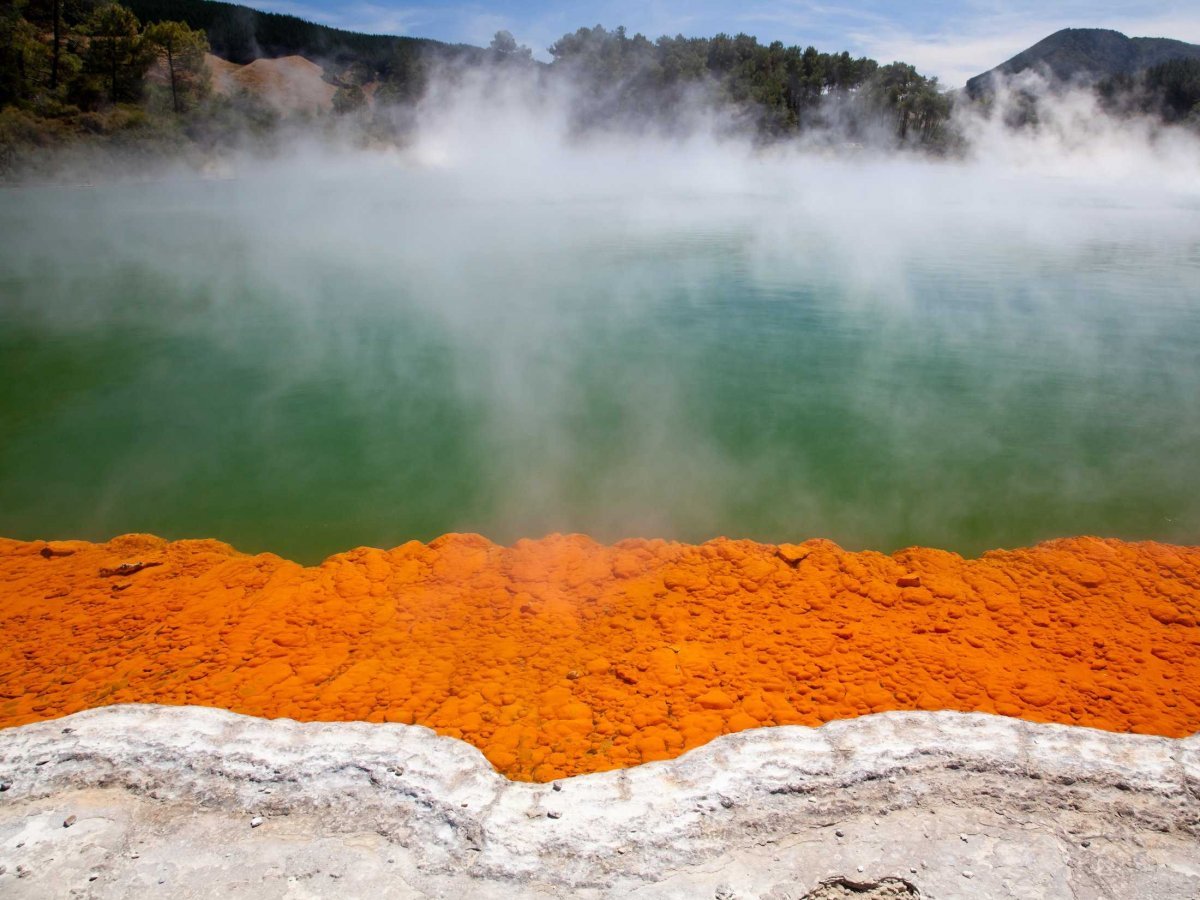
left=2, top=155, right=1199, bottom=563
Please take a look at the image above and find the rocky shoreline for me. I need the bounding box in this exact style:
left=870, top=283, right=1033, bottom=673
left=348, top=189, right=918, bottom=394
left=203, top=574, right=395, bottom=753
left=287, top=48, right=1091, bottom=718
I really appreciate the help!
left=1, top=705, right=1198, bottom=898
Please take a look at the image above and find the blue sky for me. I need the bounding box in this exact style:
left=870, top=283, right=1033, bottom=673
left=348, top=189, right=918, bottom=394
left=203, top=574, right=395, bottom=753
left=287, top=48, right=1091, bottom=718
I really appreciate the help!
left=253, top=0, right=1200, bottom=86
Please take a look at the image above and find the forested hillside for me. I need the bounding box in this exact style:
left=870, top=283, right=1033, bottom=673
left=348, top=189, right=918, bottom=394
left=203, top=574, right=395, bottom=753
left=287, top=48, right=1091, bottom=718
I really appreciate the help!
left=124, top=0, right=480, bottom=69
left=967, top=28, right=1200, bottom=95
left=0, top=1, right=956, bottom=173
left=3, top=1, right=1198, bottom=176
left=118, top=5, right=952, bottom=143
left=964, top=28, right=1200, bottom=129
left=544, top=26, right=948, bottom=141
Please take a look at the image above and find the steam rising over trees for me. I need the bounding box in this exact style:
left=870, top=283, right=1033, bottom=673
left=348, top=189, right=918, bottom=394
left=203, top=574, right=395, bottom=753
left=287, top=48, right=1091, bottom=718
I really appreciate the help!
left=542, top=25, right=947, bottom=144
left=1, top=4, right=958, bottom=171
left=1100, top=58, right=1200, bottom=126
left=1, top=0, right=1197, bottom=175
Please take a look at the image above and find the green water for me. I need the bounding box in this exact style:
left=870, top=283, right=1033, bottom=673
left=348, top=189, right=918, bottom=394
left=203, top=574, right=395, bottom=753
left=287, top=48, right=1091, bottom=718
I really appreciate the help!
left=2, top=159, right=1199, bottom=563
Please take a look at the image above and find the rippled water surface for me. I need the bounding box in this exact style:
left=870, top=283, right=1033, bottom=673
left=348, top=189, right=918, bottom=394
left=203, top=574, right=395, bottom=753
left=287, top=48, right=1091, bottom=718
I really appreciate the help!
left=2, top=158, right=1199, bottom=562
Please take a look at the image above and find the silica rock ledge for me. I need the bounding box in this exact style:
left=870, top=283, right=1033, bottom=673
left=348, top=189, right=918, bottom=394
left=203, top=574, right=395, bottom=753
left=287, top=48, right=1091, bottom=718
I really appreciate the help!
left=1, top=705, right=1198, bottom=898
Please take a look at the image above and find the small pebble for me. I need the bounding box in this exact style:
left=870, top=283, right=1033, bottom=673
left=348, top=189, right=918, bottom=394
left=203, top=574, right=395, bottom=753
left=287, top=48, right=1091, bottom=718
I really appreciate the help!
left=959, top=833, right=968, bottom=842
left=720, top=797, right=734, bottom=809
left=63, top=815, right=77, bottom=828
left=1082, top=840, right=1091, bottom=848
left=835, top=829, right=844, bottom=838
left=0, top=782, right=10, bottom=792
left=89, top=875, right=99, bottom=882
left=0, top=865, right=6, bottom=875
left=856, top=866, right=864, bottom=873
left=547, top=810, right=562, bottom=819
left=552, top=782, right=562, bottom=792
left=250, top=816, right=264, bottom=828
left=909, top=868, right=917, bottom=874
left=962, top=871, right=974, bottom=879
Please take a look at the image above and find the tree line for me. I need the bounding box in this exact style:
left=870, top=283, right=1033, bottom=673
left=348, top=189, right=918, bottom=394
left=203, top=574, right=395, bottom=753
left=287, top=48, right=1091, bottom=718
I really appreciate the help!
left=540, top=25, right=950, bottom=146
left=0, top=2, right=954, bottom=150
left=6, top=1, right=1195, bottom=172
left=124, top=0, right=473, bottom=68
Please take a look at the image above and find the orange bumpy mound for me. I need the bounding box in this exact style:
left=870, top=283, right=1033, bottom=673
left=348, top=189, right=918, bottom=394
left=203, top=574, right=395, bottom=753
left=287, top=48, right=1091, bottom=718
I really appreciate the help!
left=1, top=533, right=1198, bottom=780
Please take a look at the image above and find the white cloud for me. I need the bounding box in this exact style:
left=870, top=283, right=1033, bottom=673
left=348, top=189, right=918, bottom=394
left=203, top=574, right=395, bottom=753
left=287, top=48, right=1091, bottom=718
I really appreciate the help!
left=739, top=1, right=889, bottom=34
left=461, top=11, right=514, bottom=48
left=1107, top=12, right=1200, bottom=42
left=855, top=26, right=1064, bottom=88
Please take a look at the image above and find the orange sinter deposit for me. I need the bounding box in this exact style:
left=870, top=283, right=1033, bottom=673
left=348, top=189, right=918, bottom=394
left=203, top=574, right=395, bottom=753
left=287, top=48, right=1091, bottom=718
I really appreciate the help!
left=1, top=533, right=1199, bottom=781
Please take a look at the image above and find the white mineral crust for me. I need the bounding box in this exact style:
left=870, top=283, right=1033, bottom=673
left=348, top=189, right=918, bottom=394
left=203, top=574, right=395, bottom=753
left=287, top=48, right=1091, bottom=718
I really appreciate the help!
left=0, top=705, right=1197, bottom=898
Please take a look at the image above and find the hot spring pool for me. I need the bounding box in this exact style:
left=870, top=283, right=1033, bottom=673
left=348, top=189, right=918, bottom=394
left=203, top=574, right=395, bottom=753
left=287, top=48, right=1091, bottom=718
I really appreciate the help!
left=1, top=154, right=1198, bottom=562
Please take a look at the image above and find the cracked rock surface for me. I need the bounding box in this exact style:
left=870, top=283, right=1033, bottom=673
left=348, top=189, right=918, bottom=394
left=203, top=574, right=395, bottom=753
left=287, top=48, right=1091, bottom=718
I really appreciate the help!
left=1, top=705, right=1198, bottom=898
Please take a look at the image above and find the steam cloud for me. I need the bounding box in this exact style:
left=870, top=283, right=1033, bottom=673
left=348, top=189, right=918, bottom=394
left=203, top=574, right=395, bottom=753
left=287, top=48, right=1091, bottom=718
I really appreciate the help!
left=1, top=65, right=1198, bottom=562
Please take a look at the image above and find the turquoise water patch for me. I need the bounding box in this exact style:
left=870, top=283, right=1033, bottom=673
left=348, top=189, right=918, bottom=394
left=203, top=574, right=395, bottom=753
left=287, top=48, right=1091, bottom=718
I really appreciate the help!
left=1, top=162, right=1198, bottom=562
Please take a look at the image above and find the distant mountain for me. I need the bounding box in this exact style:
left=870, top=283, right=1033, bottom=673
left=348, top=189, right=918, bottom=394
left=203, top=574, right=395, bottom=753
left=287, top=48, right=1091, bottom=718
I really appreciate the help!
left=966, top=28, right=1200, bottom=96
